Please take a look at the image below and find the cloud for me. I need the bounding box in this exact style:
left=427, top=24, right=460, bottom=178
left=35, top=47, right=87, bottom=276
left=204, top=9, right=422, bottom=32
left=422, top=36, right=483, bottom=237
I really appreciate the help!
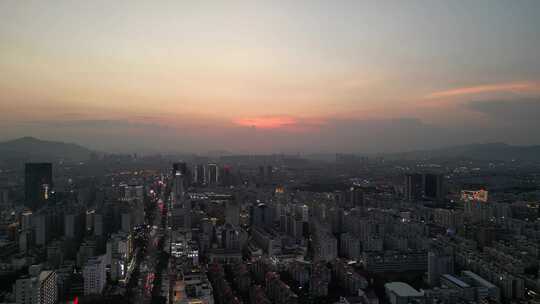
left=426, top=81, right=540, bottom=99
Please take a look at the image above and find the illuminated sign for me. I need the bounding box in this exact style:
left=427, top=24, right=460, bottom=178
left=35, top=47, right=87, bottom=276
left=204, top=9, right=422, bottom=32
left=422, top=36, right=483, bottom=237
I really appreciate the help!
left=461, top=190, right=488, bottom=202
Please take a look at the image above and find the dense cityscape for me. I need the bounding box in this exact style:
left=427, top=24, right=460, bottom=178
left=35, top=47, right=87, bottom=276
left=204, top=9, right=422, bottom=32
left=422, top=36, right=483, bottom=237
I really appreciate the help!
left=0, top=138, right=539, bottom=304
left=2, top=1, right=540, bottom=304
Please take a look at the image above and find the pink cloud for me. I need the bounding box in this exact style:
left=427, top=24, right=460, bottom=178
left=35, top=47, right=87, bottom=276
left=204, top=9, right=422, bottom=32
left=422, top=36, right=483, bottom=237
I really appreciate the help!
left=426, top=81, right=540, bottom=99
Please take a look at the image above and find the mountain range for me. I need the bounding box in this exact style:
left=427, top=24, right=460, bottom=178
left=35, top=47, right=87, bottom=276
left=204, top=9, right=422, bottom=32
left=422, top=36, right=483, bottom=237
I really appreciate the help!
left=0, top=137, right=539, bottom=162
left=0, top=137, right=94, bottom=162
left=388, top=143, right=540, bottom=161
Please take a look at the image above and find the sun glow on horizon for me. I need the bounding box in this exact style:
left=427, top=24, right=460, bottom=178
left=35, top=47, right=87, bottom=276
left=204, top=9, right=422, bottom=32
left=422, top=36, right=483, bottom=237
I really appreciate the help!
left=233, top=116, right=298, bottom=129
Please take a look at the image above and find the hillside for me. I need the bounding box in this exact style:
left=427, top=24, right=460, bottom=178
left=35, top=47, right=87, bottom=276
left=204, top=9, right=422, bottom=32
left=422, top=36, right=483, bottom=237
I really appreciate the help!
left=389, top=143, right=540, bottom=161
left=0, top=137, right=94, bottom=162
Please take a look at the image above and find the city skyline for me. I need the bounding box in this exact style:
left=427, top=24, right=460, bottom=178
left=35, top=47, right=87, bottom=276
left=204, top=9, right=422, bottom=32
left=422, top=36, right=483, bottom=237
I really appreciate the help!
left=1, top=1, right=540, bottom=153
left=1, top=3, right=539, bottom=303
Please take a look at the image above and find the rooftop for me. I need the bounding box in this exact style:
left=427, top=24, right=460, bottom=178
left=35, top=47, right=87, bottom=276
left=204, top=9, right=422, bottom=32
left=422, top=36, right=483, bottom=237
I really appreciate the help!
left=441, top=274, right=470, bottom=288
left=462, top=271, right=496, bottom=289
left=385, top=282, right=424, bottom=297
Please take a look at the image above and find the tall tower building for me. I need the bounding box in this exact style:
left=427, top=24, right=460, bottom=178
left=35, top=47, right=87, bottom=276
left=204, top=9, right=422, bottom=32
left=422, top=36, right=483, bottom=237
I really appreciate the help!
left=428, top=247, right=454, bottom=286
left=32, top=213, right=50, bottom=246
left=207, top=163, right=219, bottom=185
left=83, top=256, right=107, bottom=295
left=37, top=270, right=58, bottom=304
left=194, top=164, right=206, bottom=185
left=172, top=174, right=185, bottom=203
left=405, top=173, right=423, bottom=201
left=266, top=165, right=273, bottom=182
left=423, top=173, right=444, bottom=200
left=172, top=162, right=189, bottom=200
left=25, top=163, right=53, bottom=210
left=15, top=267, right=57, bottom=304
left=225, top=199, right=240, bottom=226
left=221, top=165, right=233, bottom=186
left=172, top=162, right=188, bottom=176
left=348, top=187, right=364, bottom=208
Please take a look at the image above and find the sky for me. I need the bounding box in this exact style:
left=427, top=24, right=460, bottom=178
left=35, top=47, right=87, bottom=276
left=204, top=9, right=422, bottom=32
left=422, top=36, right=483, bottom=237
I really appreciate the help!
left=1, top=0, right=540, bottom=154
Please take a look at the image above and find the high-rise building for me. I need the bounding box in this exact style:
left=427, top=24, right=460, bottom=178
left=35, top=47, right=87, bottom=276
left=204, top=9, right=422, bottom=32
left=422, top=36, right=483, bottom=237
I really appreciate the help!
left=266, top=165, right=273, bottom=182
left=349, top=187, right=364, bottom=208
left=194, top=164, right=206, bottom=185
left=225, top=199, right=240, bottom=226
left=37, top=270, right=57, bottom=304
left=251, top=203, right=273, bottom=228
left=77, top=240, right=97, bottom=267
left=32, top=213, right=50, bottom=246
left=313, top=230, right=337, bottom=262
left=427, top=249, right=454, bottom=286
left=83, top=255, right=107, bottom=295
left=221, top=223, right=243, bottom=250
left=258, top=165, right=273, bottom=183
left=171, top=200, right=191, bottom=230
left=64, top=211, right=85, bottom=240
left=121, top=212, right=131, bottom=232
left=207, top=163, right=219, bottom=185
left=15, top=266, right=57, bottom=304
left=0, top=187, right=10, bottom=206
left=172, top=162, right=188, bottom=176
left=21, top=211, right=33, bottom=230
left=172, top=175, right=186, bottom=204
left=172, top=163, right=189, bottom=202
left=93, top=214, right=103, bottom=237
left=15, top=274, right=36, bottom=304
left=405, top=173, right=423, bottom=201
left=25, top=163, right=53, bottom=209
left=19, top=229, right=33, bottom=254
left=424, top=173, right=444, bottom=200
left=294, top=205, right=308, bottom=223
left=220, top=165, right=233, bottom=186
left=340, top=233, right=361, bottom=260
left=405, top=173, right=445, bottom=201
left=121, top=183, right=144, bottom=202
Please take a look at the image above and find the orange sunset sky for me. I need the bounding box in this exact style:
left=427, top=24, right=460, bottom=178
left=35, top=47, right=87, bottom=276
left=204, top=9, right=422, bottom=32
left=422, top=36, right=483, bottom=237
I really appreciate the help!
left=1, top=1, right=540, bottom=153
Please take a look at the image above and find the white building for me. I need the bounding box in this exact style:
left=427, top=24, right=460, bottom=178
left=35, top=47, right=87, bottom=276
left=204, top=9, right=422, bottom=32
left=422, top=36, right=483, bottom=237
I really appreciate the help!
left=15, top=267, right=57, bottom=304
left=83, top=255, right=107, bottom=295
left=37, top=271, right=57, bottom=304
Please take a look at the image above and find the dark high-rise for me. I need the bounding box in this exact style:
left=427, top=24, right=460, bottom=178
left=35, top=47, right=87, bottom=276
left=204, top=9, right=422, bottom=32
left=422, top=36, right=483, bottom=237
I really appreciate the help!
left=207, top=163, right=219, bottom=185
left=424, top=173, right=444, bottom=200
left=172, top=162, right=188, bottom=176
left=173, top=162, right=192, bottom=189
left=405, top=173, right=423, bottom=201
left=194, top=164, right=206, bottom=185
left=349, top=187, right=364, bottom=208
left=25, top=163, right=53, bottom=209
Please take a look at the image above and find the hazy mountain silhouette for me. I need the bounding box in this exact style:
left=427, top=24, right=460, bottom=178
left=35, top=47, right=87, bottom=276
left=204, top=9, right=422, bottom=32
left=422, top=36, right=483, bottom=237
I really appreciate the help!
left=2, top=137, right=539, bottom=163
left=0, top=137, right=94, bottom=162
left=389, top=143, right=540, bottom=161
